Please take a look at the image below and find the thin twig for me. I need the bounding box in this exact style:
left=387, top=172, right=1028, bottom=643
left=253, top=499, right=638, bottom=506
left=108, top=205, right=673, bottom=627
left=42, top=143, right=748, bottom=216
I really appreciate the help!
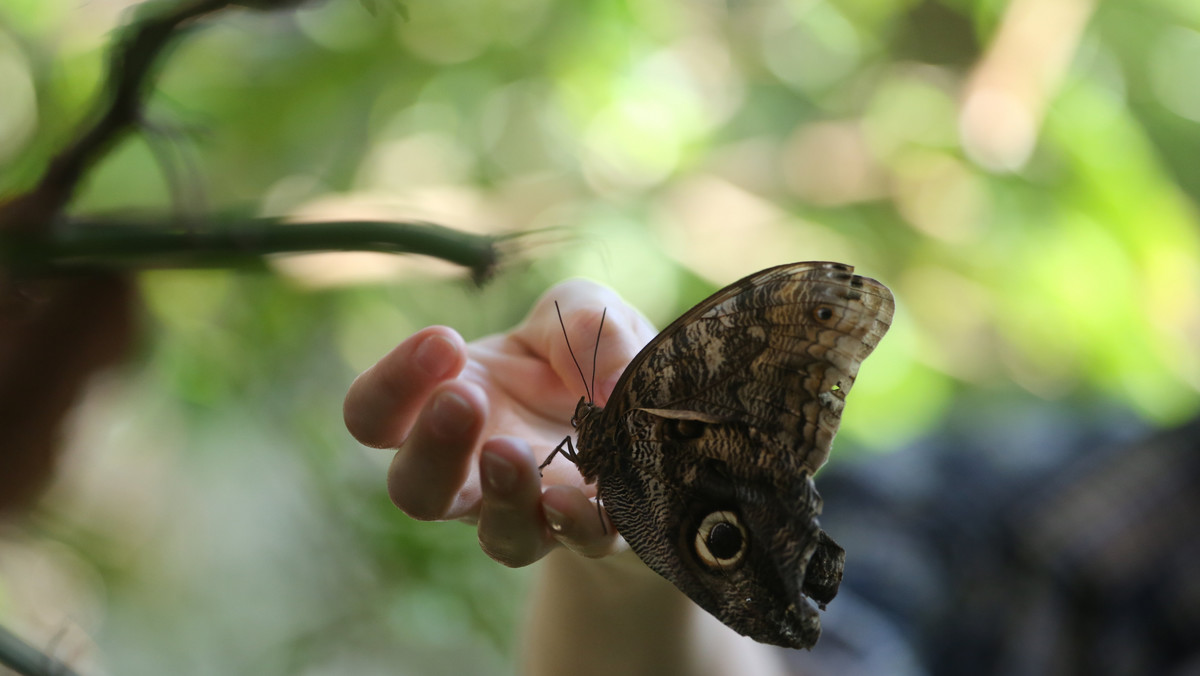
left=0, top=624, right=83, bottom=676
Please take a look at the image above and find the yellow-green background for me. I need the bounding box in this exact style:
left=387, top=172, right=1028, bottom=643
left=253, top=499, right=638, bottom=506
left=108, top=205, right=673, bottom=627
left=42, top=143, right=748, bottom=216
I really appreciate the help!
left=1, top=0, right=1198, bottom=673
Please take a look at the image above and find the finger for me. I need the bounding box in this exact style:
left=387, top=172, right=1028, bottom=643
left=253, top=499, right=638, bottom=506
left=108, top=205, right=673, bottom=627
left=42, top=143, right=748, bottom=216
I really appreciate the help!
left=476, top=437, right=557, bottom=567
left=516, top=279, right=657, bottom=406
left=386, top=380, right=486, bottom=521
left=541, top=484, right=623, bottom=558
left=345, top=326, right=467, bottom=449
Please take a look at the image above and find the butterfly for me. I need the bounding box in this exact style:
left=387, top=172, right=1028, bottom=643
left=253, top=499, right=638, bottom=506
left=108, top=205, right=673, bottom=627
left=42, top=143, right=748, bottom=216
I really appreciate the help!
left=542, top=261, right=895, bottom=649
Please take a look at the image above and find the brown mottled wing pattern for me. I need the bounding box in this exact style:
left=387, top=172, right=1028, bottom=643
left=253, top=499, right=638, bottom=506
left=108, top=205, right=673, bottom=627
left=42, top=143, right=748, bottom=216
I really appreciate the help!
left=572, top=261, right=894, bottom=649
left=579, top=261, right=893, bottom=481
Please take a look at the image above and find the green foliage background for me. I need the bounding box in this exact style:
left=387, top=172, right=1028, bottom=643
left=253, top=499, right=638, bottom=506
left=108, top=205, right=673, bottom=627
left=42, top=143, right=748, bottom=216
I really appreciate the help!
left=1, top=0, right=1198, bottom=673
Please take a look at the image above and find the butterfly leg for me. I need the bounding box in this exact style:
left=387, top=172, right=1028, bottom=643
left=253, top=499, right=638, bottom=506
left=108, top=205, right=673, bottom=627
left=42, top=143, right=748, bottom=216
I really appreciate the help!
left=594, top=497, right=608, bottom=536
left=538, top=436, right=609, bottom=535
left=538, top=435, right=579, bottom=476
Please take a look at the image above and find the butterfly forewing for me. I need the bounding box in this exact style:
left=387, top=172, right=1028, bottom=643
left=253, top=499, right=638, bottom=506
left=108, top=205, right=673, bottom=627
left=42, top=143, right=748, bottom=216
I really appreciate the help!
left=581, top=262, right=893, bottom=477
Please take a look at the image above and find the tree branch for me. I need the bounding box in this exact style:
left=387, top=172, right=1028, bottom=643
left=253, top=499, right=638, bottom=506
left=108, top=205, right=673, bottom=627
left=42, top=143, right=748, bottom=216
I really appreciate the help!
left=1, top=218, right=503, bottom=283
left=0, top=0, right=508, bottom=280
left=3, top=0, right=237, bottom=230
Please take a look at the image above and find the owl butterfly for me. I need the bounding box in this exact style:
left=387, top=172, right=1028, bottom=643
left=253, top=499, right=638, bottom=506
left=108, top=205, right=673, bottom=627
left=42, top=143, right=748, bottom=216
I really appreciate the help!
left=542, top=262, right=894, bottom=649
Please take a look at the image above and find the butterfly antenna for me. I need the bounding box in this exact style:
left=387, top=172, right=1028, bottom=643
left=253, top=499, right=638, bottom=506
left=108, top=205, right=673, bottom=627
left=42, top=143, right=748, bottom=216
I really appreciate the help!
left=555, top=301, right=592, bottom=401
left=590, top=307, right=606, bottom=404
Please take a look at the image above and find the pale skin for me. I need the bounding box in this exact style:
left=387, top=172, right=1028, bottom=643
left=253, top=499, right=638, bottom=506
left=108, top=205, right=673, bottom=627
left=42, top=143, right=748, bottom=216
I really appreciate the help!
left=344, top=279, right=790, bottom=676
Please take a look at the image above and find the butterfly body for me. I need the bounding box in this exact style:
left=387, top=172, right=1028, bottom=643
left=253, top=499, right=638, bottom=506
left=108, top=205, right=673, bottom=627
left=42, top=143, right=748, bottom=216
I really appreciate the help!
left=561, top=262, right=894, bottom=649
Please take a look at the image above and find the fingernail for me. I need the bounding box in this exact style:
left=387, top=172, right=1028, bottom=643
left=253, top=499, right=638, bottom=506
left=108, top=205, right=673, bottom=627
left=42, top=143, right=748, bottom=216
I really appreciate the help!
left=431, top=391, right=473, bottom=439
left=542, top=504, right=568, bottom=533
left=481, top=451, right=516, bottom=494
left=415, top=334, right=457, bottom=379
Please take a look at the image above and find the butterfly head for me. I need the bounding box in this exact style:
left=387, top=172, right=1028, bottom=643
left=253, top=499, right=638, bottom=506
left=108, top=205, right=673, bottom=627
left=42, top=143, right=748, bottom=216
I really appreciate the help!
left=570, top=396, right=600, bottom=429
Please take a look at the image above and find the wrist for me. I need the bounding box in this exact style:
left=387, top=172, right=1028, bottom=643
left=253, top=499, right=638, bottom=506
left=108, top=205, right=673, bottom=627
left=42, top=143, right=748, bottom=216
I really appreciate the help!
left=521, top=548, right=691, bottom=676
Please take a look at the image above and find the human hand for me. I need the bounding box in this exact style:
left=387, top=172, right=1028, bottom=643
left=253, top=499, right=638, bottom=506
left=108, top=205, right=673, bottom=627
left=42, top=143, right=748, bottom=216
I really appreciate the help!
left=344, top=279, right=659, bottom=567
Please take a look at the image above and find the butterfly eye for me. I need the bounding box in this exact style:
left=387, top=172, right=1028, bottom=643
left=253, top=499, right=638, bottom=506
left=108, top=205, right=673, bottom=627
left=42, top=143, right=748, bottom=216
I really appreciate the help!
left=693, top=510, right=748, bottom=569
left=664, top=418, right=705, bottom=441
left=813, top=305, right=835, bottom=322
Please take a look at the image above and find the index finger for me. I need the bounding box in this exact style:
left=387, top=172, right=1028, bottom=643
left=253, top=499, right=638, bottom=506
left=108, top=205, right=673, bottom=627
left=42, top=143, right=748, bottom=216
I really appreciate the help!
left=344, top=326, right=468, bottom=448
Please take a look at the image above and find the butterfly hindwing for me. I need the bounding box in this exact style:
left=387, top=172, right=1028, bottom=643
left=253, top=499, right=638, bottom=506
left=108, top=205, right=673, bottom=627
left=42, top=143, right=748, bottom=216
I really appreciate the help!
left=600, top=410, right=831, bottom=647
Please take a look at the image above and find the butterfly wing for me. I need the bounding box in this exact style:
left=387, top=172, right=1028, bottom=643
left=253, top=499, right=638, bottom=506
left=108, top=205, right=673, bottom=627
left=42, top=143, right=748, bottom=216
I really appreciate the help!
left=595, top=436, right=844, bottom=648
left=585, top=261, right=893, bottom=477
left=575, top=261, right=893, bottom=648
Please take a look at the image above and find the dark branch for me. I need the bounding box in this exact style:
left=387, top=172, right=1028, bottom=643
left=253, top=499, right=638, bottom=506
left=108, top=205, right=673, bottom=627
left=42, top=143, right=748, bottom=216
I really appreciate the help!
left=1, top=218, right=504, bottom=283
left=0, top=0, right=512, bottom=282
left=8, top=0, right=236, bottom=230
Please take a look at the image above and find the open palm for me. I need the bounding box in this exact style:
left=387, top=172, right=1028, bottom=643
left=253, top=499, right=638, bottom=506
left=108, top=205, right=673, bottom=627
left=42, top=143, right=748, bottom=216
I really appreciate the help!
left=344, top=279, right=658, bottom=566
